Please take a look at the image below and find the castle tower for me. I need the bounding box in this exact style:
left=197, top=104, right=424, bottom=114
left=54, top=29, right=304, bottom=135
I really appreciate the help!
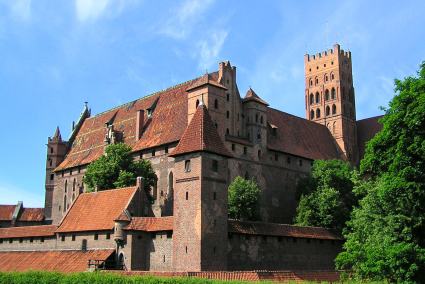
left=45, top=127, right=67, bottom=220
left=170, top=103, right=232, bottom=271
left=304, top=44, right=358, bottom=164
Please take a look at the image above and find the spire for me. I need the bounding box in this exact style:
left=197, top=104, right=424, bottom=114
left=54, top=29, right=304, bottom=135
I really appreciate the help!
left=170, top=104, right=232, bottom=158
left=243, top=87, right=269, bottom=106
left=52, top=126, right=62, bottom=142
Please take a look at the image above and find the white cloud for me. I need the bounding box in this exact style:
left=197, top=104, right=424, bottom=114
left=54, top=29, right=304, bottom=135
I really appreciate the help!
left=196, top=30, right=228, bottom=70
left=160, top=0, right=215, bottom=39
left=75, top=0, right=140, bottom=23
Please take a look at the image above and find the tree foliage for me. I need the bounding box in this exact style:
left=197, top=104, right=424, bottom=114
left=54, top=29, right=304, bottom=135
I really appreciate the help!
left=294, top=159, right=356, bottom=232
left=336, top=62, right=425, bottom=282
left=228, top=176, right=261, bottom=221
left=83, top=143, right=156, bottom=192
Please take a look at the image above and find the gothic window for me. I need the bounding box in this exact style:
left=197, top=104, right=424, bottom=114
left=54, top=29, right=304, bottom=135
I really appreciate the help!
left=331, top=73, right=335, bottom=80
left=227, top=93, right=230, bottom=101
left=215, top=123, right=218, bottom=129
left=310, top=110, right=314, bottom=119
left=73, top=178, right=76, bottom=191
left=243, top=147, right=247, bottom=155
left=332, top=104, right=337, bottom=115
left=184, top=160, right=191, bottom=172
left=315, top=92, right=320, bottom=103
left=64, top=180, right=67, bottom=193
left=63, top=195, right=67, bottom=212
left=326, top=106, right=330, bottom=116
left=214, top=99, right=218, bottom=109
left=196, top=99, right=199, bottom=108
left=315, top=77, right=318, bottom=85
left=325, top=89, right=330, bottom=101
left=316, top=108, right=321, bottom=118
left=331, top=88, right=336, bottom=100
left=309, top=93, right=314, bottom=105
left=309, top=79, right=313, bottom=86
left=324, top=74, right=328, bottom=82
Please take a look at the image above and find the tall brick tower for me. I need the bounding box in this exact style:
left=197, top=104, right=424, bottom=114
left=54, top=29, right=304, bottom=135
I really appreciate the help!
left=45, top=127, right=67, bottom=221
left=304, top=44, right=358, bottom=164
left=170, top=103, right=232, bottom=271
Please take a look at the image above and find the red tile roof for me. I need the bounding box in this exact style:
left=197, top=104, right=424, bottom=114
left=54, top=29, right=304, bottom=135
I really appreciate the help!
left=228, top=220, right=343, bottom=240
left=0, top=205, right=14, bottom=221
left=18, top=208, right=44, bottom=222
left=55, top=76, right=207, bottom=171
left=170, top=104, right=232, bottom=158
left=267, top=108, right=341, bottom=160
left=243, top=88, right=269, bottom=106
left=56, top=187, right=137, bottom=233
left=0, top=250, right=114, bottom=273
left=0, top=225, right=57, bottom=239
left=357, top=115, right=383, bottom=159
left=125, top=216, right=173, bottom=232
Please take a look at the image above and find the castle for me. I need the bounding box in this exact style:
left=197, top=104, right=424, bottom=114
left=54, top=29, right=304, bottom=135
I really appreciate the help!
left=0, top=44, right=382, bottom=274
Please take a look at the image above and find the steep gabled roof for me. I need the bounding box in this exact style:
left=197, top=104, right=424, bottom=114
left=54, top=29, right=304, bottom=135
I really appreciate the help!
left=186, top=73, right=227, bottom=91
left=0, top=205, right=14, bottom=221
left=267, top=108, right=341, bottom=160
left=0, top=250, right=114, bottom=273
left=243, top=88, right=269, bottom=106
left=170, top=104, right=232, bottom=158
left=56, top=187, right=137, bottom=233
left=18, top=208, right=44, bottom=222
left=0, top=225, right=57, bottom=239
left=125, top=216, right=173, bottom=232
left=229, top=220, right=342, bottom=240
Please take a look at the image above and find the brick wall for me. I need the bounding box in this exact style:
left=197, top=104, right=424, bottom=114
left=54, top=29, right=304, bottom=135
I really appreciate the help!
left=227, top=233, right=342, bottom=271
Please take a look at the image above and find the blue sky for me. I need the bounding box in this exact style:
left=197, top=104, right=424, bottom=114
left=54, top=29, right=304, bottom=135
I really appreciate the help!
left=0, top=0, right=424, bottom=207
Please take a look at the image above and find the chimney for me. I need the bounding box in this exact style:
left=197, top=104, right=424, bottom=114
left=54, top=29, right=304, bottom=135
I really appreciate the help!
left=136, top=110, right=145, bottom=140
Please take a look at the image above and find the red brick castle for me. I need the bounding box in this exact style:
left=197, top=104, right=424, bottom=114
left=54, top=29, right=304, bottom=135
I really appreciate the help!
left=0, top=44, right=381, bottom=276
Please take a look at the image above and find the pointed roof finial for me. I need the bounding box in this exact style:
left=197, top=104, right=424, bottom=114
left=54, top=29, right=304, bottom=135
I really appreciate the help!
left=52, top=126, right=62, bottom=142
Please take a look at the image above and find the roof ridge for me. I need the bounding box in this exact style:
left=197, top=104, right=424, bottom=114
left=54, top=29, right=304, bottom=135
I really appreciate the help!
left=268, top=107, right=329, bottom=130
left=88, top=74, right=210, bottom=120
left=356, top=115, right=384, bottom=122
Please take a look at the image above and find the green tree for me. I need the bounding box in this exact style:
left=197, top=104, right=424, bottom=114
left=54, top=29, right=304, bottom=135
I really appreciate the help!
left=83, top=143, right=157, bottom=192
left=294, top=159, right=356, bottom=232
left=336, top=62, right=425, bottom=282
left=228, top=176, right=261, bottom=221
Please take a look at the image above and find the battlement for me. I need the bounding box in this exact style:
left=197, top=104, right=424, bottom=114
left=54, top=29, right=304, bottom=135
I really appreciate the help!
left=304, top=44, right=351, bottom=63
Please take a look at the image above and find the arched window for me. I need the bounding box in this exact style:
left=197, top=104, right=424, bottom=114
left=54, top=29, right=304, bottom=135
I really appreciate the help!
left=73, top=178, right=76, bottom=191
left=214, top=99, right=218, bottom=109
left=331, top=73, right=335, bottom=81
left=63, top=195, right=67, bottom=212
left=168, top=172, right=173, bottom=196
left=64, top=180, right=68, bottom=193
left=258, top=150, right=261, bottom=159
left=226, top=93, right=230, bottom=101
left=326, top=106, right=330, bottom=116
left=325, top=89, right=330, bottom=101
left=315, top=92, right=320, bottom=103
left=332, top=104, right=337, bottom=115
left=316, top=108, right=321, bottom=118
left=309, top=79, right=313, bottom=86
left=196, top=99, right=199, bottom=108
left=226, top=111, right=229, bottom=118
left=324, top=74, right=328, bottom=82
left=310, top=110, right=314, bottom=119
left=315, top=77, right=318, bottom=85
left=309, top=93, right=314, bottom=105
left=331, top=88, right=336, bottom=100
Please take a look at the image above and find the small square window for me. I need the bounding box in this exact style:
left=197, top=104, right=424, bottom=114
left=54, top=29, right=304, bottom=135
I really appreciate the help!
left=212, top=160, right=218, bottom=172
left=152, top=149, right=156, bottom=157
left=167, top=231, right=172, bottom=239
left=50, top=174, right=54, bottom=181
left=165, top=146, right=169, bottom=154
left=184, top=160, right=191, bottom=172
left=72, top=234, right=76, bottom=241
left=0, top=239, right=3, bottom=244
left=61, top=235, right=65, bottom=242
left=94, top=234, right=98, bottom=240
